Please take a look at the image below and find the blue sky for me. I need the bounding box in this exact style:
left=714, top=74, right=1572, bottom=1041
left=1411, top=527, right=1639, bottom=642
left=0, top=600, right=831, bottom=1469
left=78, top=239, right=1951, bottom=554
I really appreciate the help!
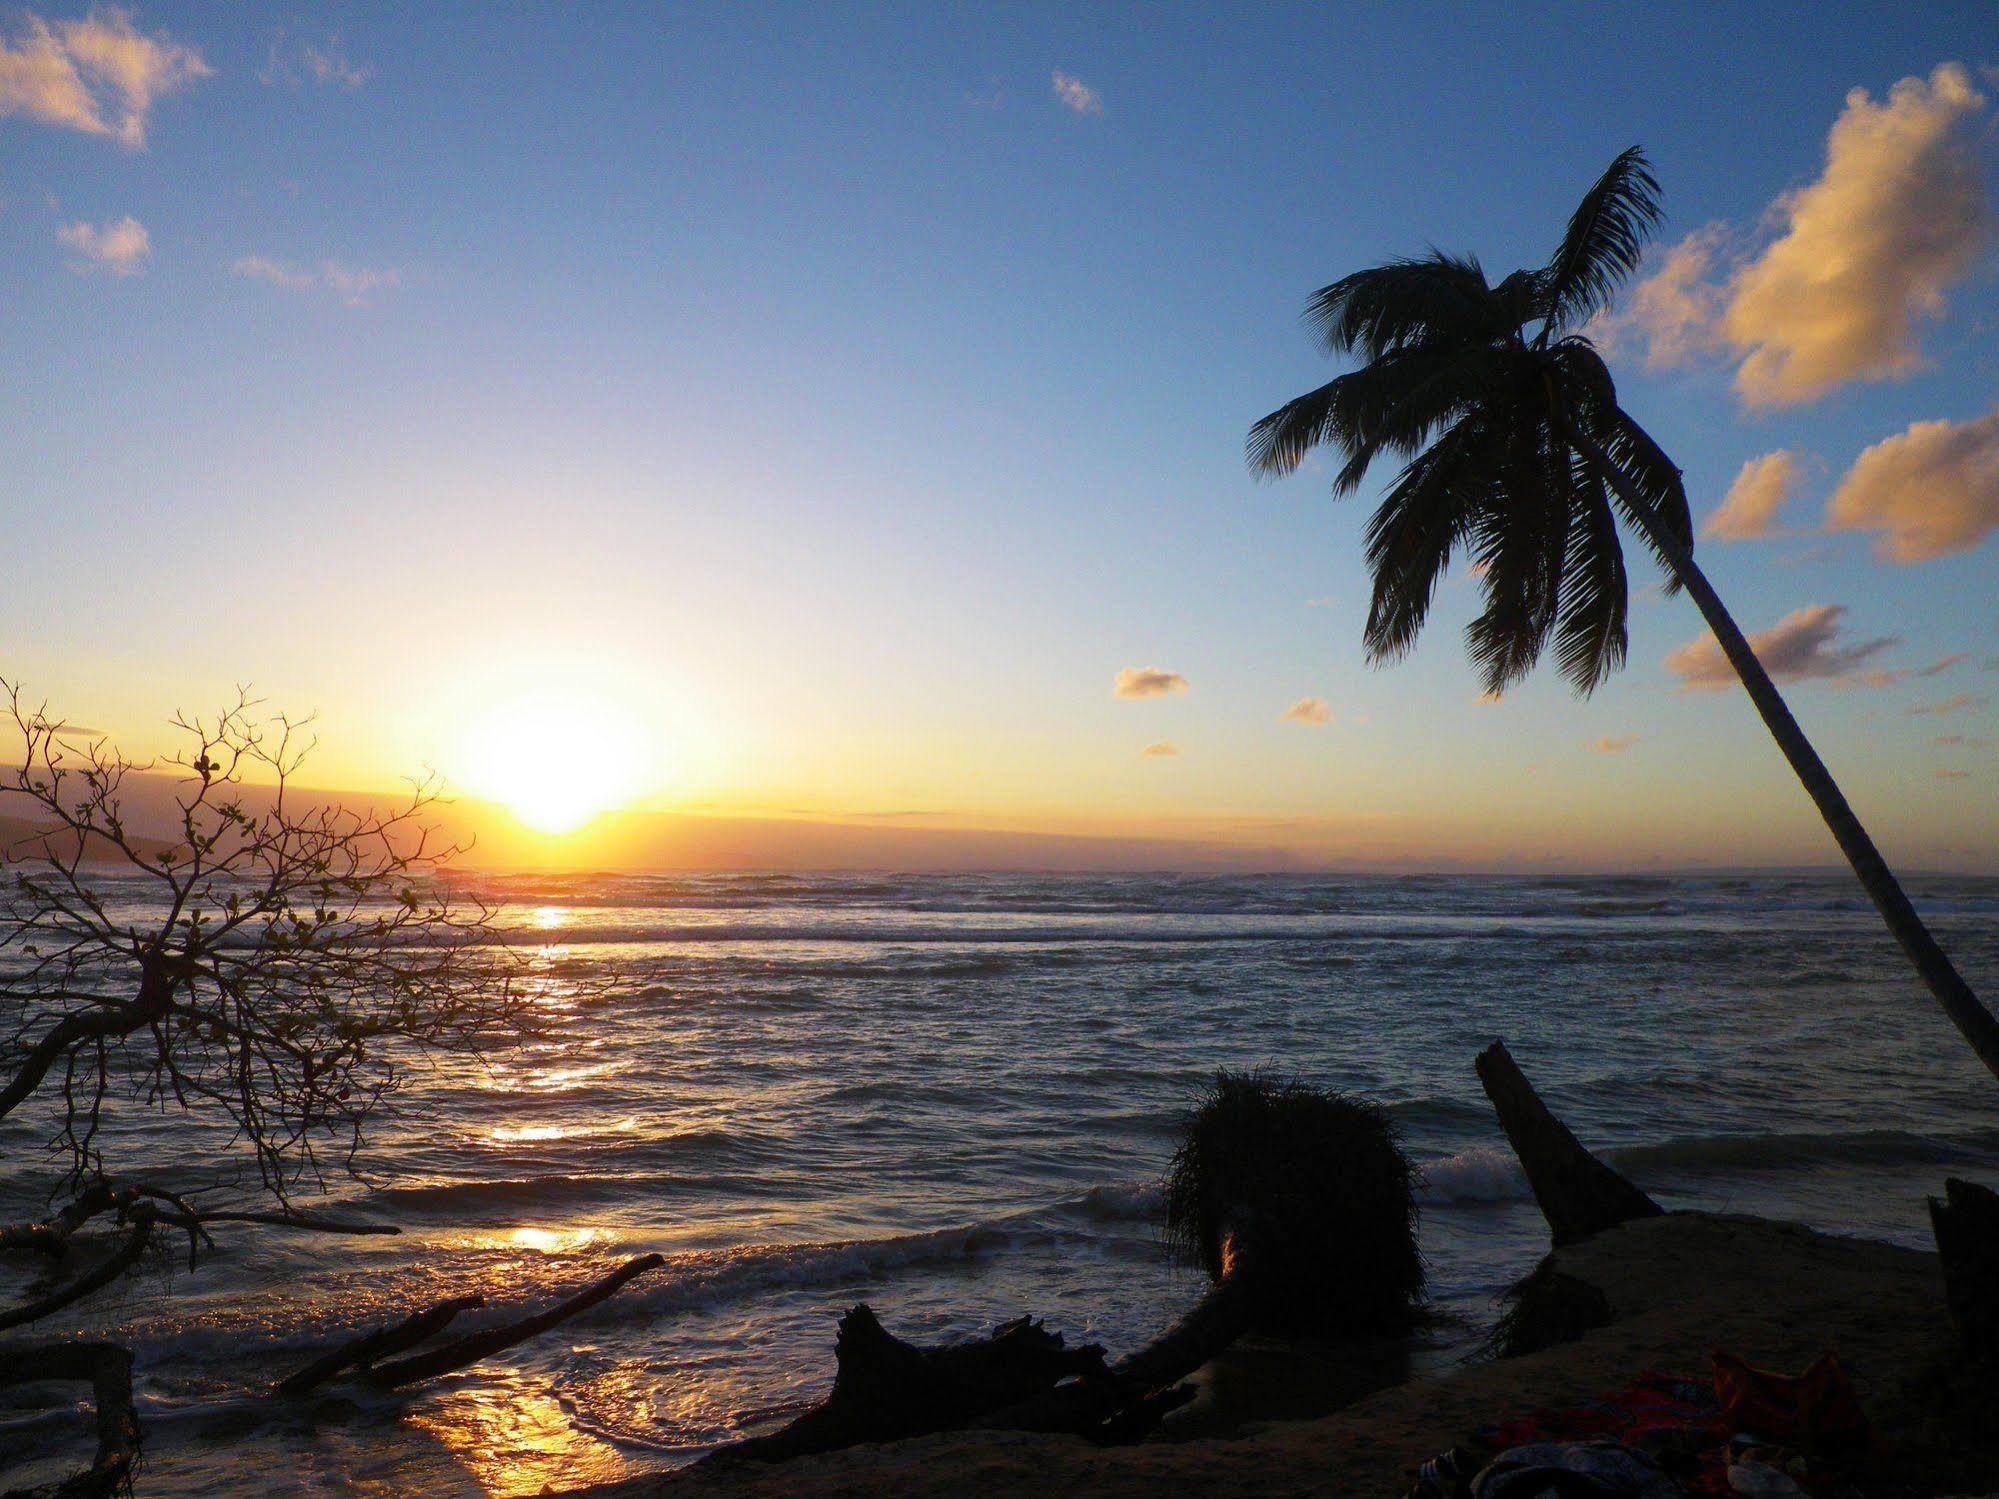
left=2, top=3, right=1995, bottom=869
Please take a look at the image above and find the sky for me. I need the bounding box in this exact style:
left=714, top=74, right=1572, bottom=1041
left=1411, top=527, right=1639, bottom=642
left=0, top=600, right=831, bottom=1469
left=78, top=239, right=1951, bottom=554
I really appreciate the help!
left=2, top=2, right=1996, bottom=872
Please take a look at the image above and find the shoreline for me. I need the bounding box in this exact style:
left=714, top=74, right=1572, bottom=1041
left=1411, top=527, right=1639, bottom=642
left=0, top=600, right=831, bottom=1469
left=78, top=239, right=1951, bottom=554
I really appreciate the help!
left=580, top=1211, right=1974, bottom=1497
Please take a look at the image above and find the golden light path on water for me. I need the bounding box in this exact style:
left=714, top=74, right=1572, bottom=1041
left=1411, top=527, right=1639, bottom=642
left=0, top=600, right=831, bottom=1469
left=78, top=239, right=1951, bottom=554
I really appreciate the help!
left=404, top=909, right=653, bottom=1496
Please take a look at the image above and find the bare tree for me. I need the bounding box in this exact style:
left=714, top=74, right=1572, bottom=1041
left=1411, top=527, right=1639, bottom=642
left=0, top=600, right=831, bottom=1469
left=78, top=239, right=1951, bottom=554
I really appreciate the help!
left=0, top=680, right=545, bottom=1208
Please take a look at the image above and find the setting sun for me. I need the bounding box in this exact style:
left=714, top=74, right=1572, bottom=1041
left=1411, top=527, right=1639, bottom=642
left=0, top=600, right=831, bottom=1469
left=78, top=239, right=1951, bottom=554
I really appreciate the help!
left=456, top=682, right=654, bottom=833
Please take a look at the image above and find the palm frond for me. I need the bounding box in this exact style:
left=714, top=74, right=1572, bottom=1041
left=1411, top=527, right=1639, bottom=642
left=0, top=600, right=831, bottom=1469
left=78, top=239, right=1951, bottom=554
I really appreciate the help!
left=1551, top=455, right=1628, bottom=694
left=1247, top=376, right=1352, bottom=477
left=1538, top=146, right=1661, bottom=334
left=1463, top=424, right=1565, bottom=693
left=1594, top=410, right=1692, bottom=592
left=1248, top=347, right=1509, bottom=487
left=1360, top=418, right=1495, bottom=662
left=1303, top=253, right=1502, bottom=361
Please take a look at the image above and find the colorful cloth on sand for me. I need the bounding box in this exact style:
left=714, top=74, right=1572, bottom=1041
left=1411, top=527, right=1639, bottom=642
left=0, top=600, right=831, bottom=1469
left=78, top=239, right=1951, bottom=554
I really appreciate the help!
left=1472, top=1371, right=1733, bottom=1494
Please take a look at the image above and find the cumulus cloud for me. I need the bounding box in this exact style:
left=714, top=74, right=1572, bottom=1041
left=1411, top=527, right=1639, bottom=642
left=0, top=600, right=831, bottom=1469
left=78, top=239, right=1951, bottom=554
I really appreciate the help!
left=1139, top=740, right=1179, bottom=758
left=1704, top=450, right=1800, bottom=540
left=57, top=214, right=148, bottom=274
left=1282, top=697, right=1331, bottom=725
left=1825, top=402, right=1999, bottom=561
left=1592, top=226, right=1727, bottom=368
left=233, top=255, right=402, bottom=307
left=1589, top=734, right=1640, bottom=754
left=1910, top=692, right=1990, bottom=717
left=0, top=7, right=208, bottom=147
left=1051, top=69, right=1101, bottom=114
left=260, top=33, right=370, bottom=90
left=1727, top=63, right=1989, bottom=406
left=1605, top=64, right=1989, bottom=408
left=1113, top=667, right=1187, bottom=699
left=1664, top=603, right=1899, bottom=690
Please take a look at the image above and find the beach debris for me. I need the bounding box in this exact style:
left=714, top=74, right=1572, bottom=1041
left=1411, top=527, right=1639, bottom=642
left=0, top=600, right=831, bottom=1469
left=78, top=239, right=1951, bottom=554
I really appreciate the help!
left=275, top=1293, right=488, bottom=1396
left=0, top=1340, right=140, bottom=1498
left=699, top=1305, right=1118, bottom=1466
left=1929, top=1175, right=1999, bottom=1361
left=1164, top=1071, right=1423, bottom=1334
left=277, top=1252, right=664, bottom=1393
left=1484, top=1259, right=1613, bottom=1359
left=703, top=1073, right=1426, bottom=1467
left=0, top=1201, right=157, bottom=1335
left=1475, top=1041, right=1661, bottom=1245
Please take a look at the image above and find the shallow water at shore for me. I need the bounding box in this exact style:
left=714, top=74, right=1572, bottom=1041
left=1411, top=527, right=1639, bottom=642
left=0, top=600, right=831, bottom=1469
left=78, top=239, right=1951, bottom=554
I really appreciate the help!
left=3, top=871, right=1996, bottom=1496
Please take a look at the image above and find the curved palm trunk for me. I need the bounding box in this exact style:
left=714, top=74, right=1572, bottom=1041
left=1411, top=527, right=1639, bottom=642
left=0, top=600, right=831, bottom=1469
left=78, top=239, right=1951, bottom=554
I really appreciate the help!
left=1581, top=438, right=1999, bottom=1083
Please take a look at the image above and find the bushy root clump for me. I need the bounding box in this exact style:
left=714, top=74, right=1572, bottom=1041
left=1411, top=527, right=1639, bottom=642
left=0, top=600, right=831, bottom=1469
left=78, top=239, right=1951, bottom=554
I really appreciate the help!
left=1165, top=1071, right=1422, bottom=1334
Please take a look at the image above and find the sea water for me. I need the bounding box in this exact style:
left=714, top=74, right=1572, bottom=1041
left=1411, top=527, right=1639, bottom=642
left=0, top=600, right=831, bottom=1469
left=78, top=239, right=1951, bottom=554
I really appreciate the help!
left=2, top=871, right=1995, bottom=1495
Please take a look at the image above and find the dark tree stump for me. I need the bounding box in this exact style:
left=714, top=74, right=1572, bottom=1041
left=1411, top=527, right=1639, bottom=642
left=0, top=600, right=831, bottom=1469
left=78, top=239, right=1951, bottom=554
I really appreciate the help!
left=706, top=1305, right=1115, bottom=1466
left=1931, top=1176, right=1999, bottom=1361
left=1476, top=1040, right=1661, bottom=1246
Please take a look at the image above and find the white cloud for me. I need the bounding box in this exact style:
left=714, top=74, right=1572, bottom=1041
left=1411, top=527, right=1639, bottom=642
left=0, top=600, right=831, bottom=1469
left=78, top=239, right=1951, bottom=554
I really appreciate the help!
left=0, top=7, right=208, bottom=147
left=1727, top=63, right=1988, bottom=406
left=1588, top=734, right=1640, bottom=753
left=1825, top=402, right=1999, bottom=561
left=1664, top=603, right=1899, bottom=690
left=1113, top=667, right=1187, bottom=699
left=57, top=214, right=147, bottom=274
left=233, top=255, right=401, bottom=307
left=1601, top=63, right=1990, bottom=408
left=1704, top=450, right=1799, bottom=540
left=1139, top=740, right=1179, bottom=758
left=260, top=33, right=370, bottom=90
left=1052, top=69, right=1101, bottom=115
left=1282, top=697, right=1331, bottom=725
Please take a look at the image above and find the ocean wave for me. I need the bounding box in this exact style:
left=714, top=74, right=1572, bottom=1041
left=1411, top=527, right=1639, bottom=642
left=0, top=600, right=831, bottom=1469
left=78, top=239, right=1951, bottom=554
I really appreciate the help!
left=1418, top=1148, right=1528, bottom=1204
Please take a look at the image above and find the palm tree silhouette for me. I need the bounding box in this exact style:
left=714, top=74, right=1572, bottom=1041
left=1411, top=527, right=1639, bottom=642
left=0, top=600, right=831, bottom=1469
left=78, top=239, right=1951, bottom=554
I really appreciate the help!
left=1248, top=147, right=1999, bottom=1083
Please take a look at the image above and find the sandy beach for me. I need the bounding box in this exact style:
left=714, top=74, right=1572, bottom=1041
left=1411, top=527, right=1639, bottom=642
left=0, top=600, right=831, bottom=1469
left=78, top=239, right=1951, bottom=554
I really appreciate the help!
left=587, top=1212, right=1975, bottom=1497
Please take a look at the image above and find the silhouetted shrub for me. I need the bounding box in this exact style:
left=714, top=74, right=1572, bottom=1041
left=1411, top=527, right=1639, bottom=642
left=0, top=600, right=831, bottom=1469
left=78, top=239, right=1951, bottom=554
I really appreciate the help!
left=1164, top=1070, right=1422, bottom=1334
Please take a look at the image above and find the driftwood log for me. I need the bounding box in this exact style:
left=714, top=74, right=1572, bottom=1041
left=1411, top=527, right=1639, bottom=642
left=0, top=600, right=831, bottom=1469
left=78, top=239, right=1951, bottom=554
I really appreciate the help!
left=1930, top=1176, right=1999, bottom=1361
left=704, top=1218, right=1266, bottom=1467
left=1476, top=1040, right=1661, bottom=1245
left=0, top=1204, right=157, bottom=1336
left=277, top=1253, right=665, bottom=1394
left=0, top=1340, right=140, bottom=1499
left=275, top=1294, right=487, bottom=1396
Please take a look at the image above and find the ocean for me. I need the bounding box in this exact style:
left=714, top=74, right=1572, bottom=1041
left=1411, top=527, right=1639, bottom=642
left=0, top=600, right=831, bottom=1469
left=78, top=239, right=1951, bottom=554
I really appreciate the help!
left=3, top=870, right=1997, bottom=1496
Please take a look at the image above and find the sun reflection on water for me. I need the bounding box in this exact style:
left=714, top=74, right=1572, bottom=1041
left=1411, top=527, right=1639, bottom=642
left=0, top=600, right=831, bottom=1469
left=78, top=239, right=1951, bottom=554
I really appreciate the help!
left=503, top=1225, right=604, bottom=1254
left=404, top=1370, right=633, bottom=1498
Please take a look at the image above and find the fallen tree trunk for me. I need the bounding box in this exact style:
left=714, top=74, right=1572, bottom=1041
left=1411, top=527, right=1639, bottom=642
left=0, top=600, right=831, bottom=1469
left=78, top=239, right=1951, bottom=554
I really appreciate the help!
left=707, top=1220, right=1264, bottom=1467
left=1476, top=1040, right=1661, bottom=1245
left=365, top=1253, right=664, bottom=1388
left=275, top=1293, right=487, bottom=1396
left=704, top=1304, right=1116, bottom=1467
left=0, top=1206, right=156, bottom=1333
left=0, top=1340, right=139, bottom=1499
left=1931, top=1176, right=1999, bottom=1361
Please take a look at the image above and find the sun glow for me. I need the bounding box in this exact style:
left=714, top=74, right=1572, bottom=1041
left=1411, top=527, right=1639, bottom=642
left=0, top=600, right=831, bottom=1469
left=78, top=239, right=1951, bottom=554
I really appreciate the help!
left=455, top=679, right=654, bottom=833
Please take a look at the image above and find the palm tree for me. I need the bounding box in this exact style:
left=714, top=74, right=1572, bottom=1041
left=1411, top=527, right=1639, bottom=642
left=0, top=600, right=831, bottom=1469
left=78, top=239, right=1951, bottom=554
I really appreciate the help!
left=1247, top=147, right=1999, bottom=1083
